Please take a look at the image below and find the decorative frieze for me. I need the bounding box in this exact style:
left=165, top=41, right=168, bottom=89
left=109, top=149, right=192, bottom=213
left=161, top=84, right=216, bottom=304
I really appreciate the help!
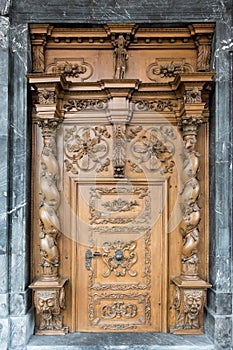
left=134, top=99, right=175, bottom=112
left=63, top=99, right=108, bottom=112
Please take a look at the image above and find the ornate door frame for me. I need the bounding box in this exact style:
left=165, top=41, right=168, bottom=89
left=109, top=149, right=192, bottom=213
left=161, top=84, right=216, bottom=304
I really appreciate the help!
left=28, top=23, right=215, bottom=335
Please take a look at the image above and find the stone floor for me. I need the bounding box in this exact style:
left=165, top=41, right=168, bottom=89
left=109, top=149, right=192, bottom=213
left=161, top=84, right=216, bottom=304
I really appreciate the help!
left=27, top=332, right=216, bottom=350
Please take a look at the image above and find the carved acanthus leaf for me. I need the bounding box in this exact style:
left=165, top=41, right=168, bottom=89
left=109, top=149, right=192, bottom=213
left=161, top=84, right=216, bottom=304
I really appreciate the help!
left=63, top=99, right=108, bottom=112
left=135, top=99, right=175, bottom=112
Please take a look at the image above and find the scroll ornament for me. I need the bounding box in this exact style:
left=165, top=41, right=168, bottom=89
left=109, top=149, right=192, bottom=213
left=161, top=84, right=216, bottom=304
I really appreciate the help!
left=179, top=115, right=203, bottom=280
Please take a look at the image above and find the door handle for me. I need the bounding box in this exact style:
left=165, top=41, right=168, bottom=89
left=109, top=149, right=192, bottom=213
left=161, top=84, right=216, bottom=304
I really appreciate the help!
left=85, top=250, right=102, bottom=270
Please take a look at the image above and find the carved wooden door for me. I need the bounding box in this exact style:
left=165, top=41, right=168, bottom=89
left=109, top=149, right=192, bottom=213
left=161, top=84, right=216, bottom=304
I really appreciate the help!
left=75, top=178, right=167, bottom=331
left=29, top=24, right=214, bottom=335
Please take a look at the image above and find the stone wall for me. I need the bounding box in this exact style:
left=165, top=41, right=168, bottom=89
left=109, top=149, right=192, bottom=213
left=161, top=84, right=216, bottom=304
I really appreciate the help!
left=0, top=0, right=232, bottom=349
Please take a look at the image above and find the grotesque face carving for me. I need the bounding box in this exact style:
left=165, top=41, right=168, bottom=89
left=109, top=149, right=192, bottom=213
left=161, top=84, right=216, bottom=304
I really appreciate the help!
left=36, top=290, right=60, bottom=320
left=184, top=290, right=202, bottom=320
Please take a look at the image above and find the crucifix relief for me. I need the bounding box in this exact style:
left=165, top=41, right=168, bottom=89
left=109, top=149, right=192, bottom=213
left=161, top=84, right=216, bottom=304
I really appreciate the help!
left=28, top=23, right=214, bottom=334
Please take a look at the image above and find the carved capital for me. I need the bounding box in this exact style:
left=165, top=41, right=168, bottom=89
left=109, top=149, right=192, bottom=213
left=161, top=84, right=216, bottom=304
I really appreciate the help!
left=179, top=116, right=203, bottom=138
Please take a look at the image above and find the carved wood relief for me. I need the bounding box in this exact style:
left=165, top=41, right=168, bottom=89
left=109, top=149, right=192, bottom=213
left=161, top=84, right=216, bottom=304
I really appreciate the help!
left=29, top=23, right=214, bottom=334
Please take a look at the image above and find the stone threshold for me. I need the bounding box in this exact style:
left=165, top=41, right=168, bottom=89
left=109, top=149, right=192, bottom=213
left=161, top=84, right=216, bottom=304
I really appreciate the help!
left=27, top=332, right=215, bottom=350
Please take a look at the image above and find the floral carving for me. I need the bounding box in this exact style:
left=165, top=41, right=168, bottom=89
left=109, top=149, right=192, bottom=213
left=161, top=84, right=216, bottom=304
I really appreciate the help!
left=88, top=291, right=151, bottom=329
left=102, top=240, right=137, bottom=277
left=101, top=302, right=137, bottom=319
left=131, top=126, right=176, bottom=174
left=63, top=99, right=108, bottom=112
left=147, top=59, right=194, bottom=81
left=47, top=58, right=93, bottom=81
left=54, top=62, right=87, bottom=77
left=185, top=87, right=202, bottom=103
left=102, top=198, right=138, bottom=212
left=135, top=99, right=174, bottom=112
left=38, top=90, right=56, bottom=104
left=64, top=126, right=110, bottom=173
left=89, top=186, right=150, bottom=225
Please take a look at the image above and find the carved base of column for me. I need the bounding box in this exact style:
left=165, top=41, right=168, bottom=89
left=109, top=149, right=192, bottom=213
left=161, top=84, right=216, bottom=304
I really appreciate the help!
left=171, top=277, right=211, bottom=335
left=29, top=277, right=68, bottom=336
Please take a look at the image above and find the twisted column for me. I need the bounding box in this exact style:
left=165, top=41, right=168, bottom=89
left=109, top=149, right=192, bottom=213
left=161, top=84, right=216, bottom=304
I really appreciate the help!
left=38, top=119, right=61, bottom=280
left=179, top=115, right=203, bottom=280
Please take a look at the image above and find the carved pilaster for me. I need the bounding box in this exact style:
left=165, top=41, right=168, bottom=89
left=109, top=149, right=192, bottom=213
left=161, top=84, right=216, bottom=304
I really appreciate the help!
left=30, top=25, right=52, bottom=73
left=113, top=124, right=127, bottom=178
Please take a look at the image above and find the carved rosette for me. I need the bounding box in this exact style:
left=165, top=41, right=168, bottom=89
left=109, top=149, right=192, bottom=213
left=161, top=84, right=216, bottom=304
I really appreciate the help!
left=146, top=59, right=194, bottom=82
left=131, top=126, right=176, bottom=175
left=64, top=126, right=110, bottom=174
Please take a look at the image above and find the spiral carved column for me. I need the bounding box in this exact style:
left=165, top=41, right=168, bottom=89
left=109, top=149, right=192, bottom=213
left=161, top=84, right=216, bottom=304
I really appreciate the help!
left=172, top=86, right=211, bottom=334
left=29, top=87, right=68, bottom=335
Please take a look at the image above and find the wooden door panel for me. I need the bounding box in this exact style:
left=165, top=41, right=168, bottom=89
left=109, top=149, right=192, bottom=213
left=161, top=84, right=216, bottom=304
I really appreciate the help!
left=76, top=180, right=167, bottom=331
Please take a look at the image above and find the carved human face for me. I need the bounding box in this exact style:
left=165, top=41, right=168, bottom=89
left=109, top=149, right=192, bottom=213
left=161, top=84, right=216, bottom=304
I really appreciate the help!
left=38, top=297, right=55, bottom=320
left=184, top=135, right=196, bottom=151
left=36, top=291, right=59, bottom=319
left=184, top=291, right=202, bottom=319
